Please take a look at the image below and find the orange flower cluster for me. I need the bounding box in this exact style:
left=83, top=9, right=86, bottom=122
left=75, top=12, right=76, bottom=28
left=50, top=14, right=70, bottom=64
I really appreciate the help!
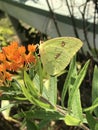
left=0, top=41, right=36, bottom=85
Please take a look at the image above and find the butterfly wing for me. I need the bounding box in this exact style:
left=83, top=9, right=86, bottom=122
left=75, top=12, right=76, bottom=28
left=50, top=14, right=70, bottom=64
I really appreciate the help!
left=39, top=37, right=83, bottom=75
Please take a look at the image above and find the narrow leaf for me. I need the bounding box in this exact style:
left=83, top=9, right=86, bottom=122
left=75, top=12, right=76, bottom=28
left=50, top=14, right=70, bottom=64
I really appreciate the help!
left=0, top=101, right=14, bottom=112
left=64, top=114, right=81, bottom=126
left=68, top=60, right=90, bottom=108
left=26, top=119, right=39, bottom=130
left=71, top=89, right=83, bottom=121
left=61, top=56, right=76, bottom=106
left=43, top=76, right=57, bottom=105
left=84, top=98, right=98, bottom=112
left=24, top=71, right=38, bottom=97
left=86, top=112, right=96, bottom=130
left=21, top=83, right=54, bottom=109
left=92, top=65, right=98, bottom=116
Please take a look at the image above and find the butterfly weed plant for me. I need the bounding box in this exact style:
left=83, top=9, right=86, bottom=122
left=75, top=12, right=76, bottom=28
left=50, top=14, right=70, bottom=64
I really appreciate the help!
left=0, top=37, right=97, bottom=130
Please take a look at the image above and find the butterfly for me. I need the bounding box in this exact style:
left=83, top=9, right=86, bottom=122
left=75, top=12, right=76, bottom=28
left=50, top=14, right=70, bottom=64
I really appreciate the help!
left=39, top=37, right=83, bottom=76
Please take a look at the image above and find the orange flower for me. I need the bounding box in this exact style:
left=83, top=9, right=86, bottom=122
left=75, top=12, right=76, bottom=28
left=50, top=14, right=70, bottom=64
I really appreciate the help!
left=3, top=42, right=18, bottom=59
left=0, top=42, right=37, bottom=84
left=3, top=41, right=18, bottom=52
left=25, top=53, right=36, bottom=64
left=28, top=44, right=36, bottom=52
left=2, top=42, right=25, bottom=71
left=5, top=61, right=22, bottom=71
left=10, top=41, right=18, bottom=48
left=0, top=52, right=6, bottom=61
left=0, top=64, right=6, bottom=72
left=18, top=46, right=26, bottom=55
left=26, top=44, right=36, bottom=64
left=0, top=72, right=4, bottom=85
left=5, top=71, right=12, bottom=80
left=0, top=69, right=12, bottom=85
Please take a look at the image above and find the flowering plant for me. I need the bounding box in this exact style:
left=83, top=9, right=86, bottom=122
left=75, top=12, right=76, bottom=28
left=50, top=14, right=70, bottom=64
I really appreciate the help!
left=0, top=37, right=95, bottom=130
left=0, top=41, right=36, bottom=86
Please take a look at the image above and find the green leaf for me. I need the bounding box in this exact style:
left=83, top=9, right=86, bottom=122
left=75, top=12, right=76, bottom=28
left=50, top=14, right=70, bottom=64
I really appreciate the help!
left=36, top=56, right=44, bottom=94
left=68, top=60, right=90, bottom=121
left=92, top=65, right=98, bottom=117
left=61, top=56, right=77, bottom=106
left=86, top=112, right=96, bottom=130
left=84, top=98, right=98, bottom=112
left=15, top=109, right=64, bottom=129
left=33, top=74, right=40, bottom=92
left=0, top=36, right=4, bottom=40
left=24, top=71, right=39, bottom=97
left=0, top=101, right=14, bottom=112
left=38, top=119, right=50, bottom=129
left=33, top=73, right=57, bottom=105
left=42, top=76, right=57, bottom=105
left=21, top=83, right=53, bottom=109
left=26, top=119, right=39, bottom=130
left=0, top=100, right=18, bottom=122
left=95, top=123, right=98, bottom=130
left=68, top=60, right=90, bottom=109
left=71, top=89, right=83, bottom=121
left=14, top=109, right=64, bottom=120
left=64, top=114, right=81, bottom=126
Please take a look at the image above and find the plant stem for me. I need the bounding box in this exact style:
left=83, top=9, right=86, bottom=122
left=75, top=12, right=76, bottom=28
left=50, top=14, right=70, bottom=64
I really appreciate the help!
left=80, top=123, right=90, bottom=130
